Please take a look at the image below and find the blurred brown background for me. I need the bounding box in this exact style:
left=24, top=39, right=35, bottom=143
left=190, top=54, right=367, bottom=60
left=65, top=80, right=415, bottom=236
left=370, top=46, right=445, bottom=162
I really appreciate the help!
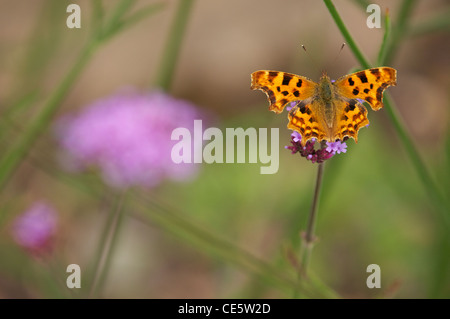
left=0, top=0, right=449, bottom=298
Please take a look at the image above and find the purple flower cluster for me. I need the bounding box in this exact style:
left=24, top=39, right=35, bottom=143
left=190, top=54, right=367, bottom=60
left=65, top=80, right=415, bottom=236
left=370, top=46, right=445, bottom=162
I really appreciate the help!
left=58, top=90, right=203, bottom=189
left=11, top=202, right=57, bottom=253
left=285, top=131, right=347, bottom=163
left=286, top=101, right=298, bottom=112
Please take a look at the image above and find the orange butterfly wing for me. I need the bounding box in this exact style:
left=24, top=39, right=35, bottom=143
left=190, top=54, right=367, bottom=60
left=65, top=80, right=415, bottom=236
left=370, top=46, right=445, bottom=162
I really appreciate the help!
left=251, top=71, right=316, bottom=113
left=287, top=99, right=329, bottom=145
left=334, top=67, right=397, bottom=110
left=251, top=67, right=397, bottom=146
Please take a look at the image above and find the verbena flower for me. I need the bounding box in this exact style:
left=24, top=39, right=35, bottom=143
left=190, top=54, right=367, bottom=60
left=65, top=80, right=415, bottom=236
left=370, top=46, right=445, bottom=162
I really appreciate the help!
left=58, top=90, right=202, bottom=189
left=286, top=101, right=298, bottom=112
left=285, top=131, right=347, bottom=163
left=11, top=202, right=57, bottom=254
left=325, top=140, right=347, bottom=154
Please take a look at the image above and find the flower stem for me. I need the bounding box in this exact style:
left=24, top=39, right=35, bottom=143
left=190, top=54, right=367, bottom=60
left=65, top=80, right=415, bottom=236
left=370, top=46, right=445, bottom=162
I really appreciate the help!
left=0, top=41, right=97, bottom=192
left=300, top=162, right=324, bottom=277
left=377, top=8, right=391, bottom=66
left=89, top=192, right=127, bottom=298
left=0, top=1, right=163, bottom=194
left=323, top=0, right=450, bottom=226
left=323, top=0, right=370, bottom=69
left=382, top=0, right=418, bottom=65
left=155, top=0, right=195, bottom=91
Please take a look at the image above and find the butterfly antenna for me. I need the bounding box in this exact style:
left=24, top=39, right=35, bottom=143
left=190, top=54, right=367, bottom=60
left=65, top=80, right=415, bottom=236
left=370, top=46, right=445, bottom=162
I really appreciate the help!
left=300, top=44, right=320, bottom=73
left=325, top=43, right=346, bottom=71
left=335, top=42, right=346, bottom=62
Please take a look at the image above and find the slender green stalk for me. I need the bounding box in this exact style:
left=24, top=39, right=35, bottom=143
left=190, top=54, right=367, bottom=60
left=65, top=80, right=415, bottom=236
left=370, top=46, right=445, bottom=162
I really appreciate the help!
left=300, top=162, right=324, bottom=276
left=6, top=133, right=339, bottom=297
left=293, top=163, right=324, bottom=298
left=108, top=3, right=166, bottom=37
left=132, top=190, right=314, bottom=296
left=89, top=192, right=127, bottom=298
left=0, top=2, right=164, bottom=193
left=294, top=162, right=325, bottom=298
left=12, top=0, right=65, bottom=96
left=0, top=91, right=39, bottom=143
left=377, top=8, right=391, bottom=66
left=382, top=0, right=418, bottom=64
left=85, top=195, right=116, bottom=296
left=323, top=0, right=370, bottom=69
left=322, top=0, right=449, bottom=225
left=155, top=0, right=195, bottom=91
left=383, top=96, right=450, bottom=224
left=0, top=41, right=97, bottom=191
left=351, top=0, right=373, bottom=12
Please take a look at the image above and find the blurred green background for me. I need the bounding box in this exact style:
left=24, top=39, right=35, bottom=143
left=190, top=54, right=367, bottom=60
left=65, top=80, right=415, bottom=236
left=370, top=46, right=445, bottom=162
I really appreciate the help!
left=0, top=0, right=449, bottom=298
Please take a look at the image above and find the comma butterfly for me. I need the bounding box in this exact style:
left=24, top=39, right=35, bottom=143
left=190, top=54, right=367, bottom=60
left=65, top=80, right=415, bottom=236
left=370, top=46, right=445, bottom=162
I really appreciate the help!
left=251, top=67, right=397, bottom=146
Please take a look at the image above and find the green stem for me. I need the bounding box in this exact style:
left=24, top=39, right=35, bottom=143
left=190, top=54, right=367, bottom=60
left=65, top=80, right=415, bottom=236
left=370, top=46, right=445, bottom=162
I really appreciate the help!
left=0, top=40, right=98, bottom=191
left=0, top=91, right=39, bottom=143
left=132, top=191, right=327, bottom=297
left=323, top=0, right=370, bottom=69
left=294, top=162, right=324, bottom=298
left=383, top=96, right=450, bottom=224
left=323, top=0, right=449, bottom=225
left=382, top=0, right=418, bottom=64
left=377, top=8, right=391, bottom=66
left=155, top=0, right=195, bottom=91
left=0, top=1, right=164, bottom=193
left=89, top=192, right=127, bottom=298
left=11, top=142, right=338, bottom=298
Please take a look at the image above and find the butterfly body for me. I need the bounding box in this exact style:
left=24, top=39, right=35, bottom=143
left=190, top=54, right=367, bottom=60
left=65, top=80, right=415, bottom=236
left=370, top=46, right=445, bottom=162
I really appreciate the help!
left=318, top=73, right=333, bottom=103
left=317, top=74, right=337, bottom=128
left=251, top=67, right=397, bottom=146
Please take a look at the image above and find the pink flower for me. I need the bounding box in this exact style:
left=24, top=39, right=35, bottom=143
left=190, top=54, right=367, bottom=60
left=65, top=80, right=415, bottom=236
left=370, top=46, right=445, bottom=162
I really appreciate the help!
left=12, top=202, right=57, bottom=253
left=58, top=90, right=203, bottom=189
left=326, top=140, right=347, bottom=154
left=286, top=131, right=347, bottom=163
left=286, top=102, right=298, bottom=112
left=292, top=131, right=302, bottom=143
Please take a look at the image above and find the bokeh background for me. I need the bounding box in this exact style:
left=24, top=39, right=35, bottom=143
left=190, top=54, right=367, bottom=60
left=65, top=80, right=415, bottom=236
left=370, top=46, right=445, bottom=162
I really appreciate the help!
left=0, top=0, right=449, bottom=298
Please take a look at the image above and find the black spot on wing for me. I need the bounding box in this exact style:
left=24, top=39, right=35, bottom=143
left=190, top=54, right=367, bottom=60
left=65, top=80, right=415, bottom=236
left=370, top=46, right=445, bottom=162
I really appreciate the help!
left=345, top=101, right=356, bottom=112
left=364, top=88, right=370, bottom=94
left=348, top=77, right=355, bottom=86
left=299, top=105, right=307, bottom=114
left=268, top=71, right=278, bottom=81
left=279, top=98, right=289, bottom=107
left=370, top=68, right=381, bottom=77
left=282, top=74, right=293, bottom=86
left=297, top=101, right=312, bottom=115
left=357, top=73, right=368, bottom=83
left=376, top=87, right=383, bottom=101
left=267, top=90, right=276, bottom=104
left=296, top=79, right=302, bottom=87
left=352, top=88, right=359, bottom=95
left=281, top=91, right=289, bottom=96
left=293, top=90, right=300, bottom=97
